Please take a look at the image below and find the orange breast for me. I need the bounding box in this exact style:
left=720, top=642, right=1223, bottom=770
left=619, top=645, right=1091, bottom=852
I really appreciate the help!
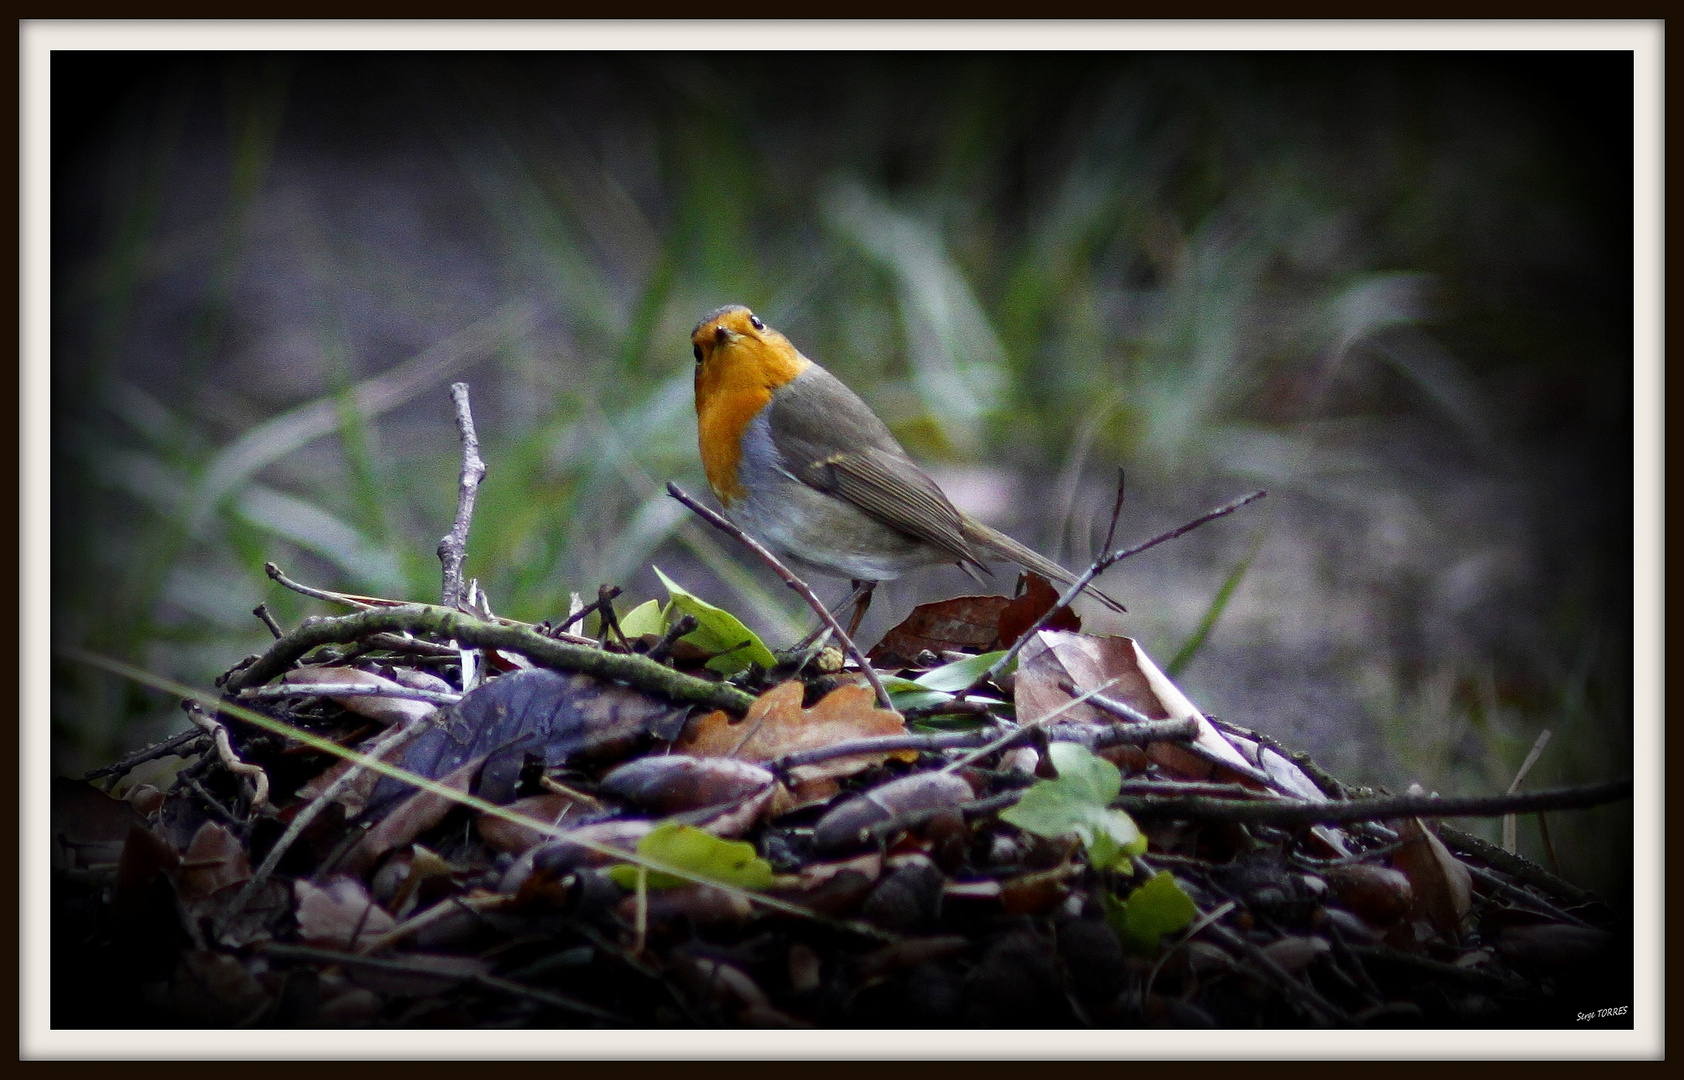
left=694, top=331, right=809, bottom=504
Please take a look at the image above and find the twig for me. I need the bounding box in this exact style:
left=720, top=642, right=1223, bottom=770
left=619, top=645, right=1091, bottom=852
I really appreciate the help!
left=223, top=716, right=436, bottom=928
left=553, top=586, right=621, bottom=634
left=644, top=614, right=700, bottom=664
left=252, top=603, right=286, bottom=640
left=265, top=562, right=374, bottom=611
left=960, top=489, right=1269, bottom=699
left=939, top=678, right=1124, bottom=773
left=1056, top=677, right=1153, bottom=725
left=771, top=716, right=1201, bottom=776
left=666, top=482, right=894, bottom=712
left=438, top=381, right=486, bottom=610
left=236, top=683, right=463, bottom=707
left=596, top=583, right=629, bottom=649
left=1210, top=718, right=1353, bottom=800
left=219, top=604, right=757, bottom=714
left=184, top=701, right=269, bottom=809
left=84, top=727, right=207, bottom=782
left=1101, top=468, right=1126, bottom=554
left=1437, top=824, right=1606, bottom=911
left=1200, top=918, right=1348, bottom=1026
left=899, top=697, right=998, bottom=721
left=1115, top=779, right=1632, bottom=825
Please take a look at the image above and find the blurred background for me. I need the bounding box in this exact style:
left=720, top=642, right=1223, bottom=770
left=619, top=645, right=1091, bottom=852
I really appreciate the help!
left=50, top=51, right=1633, bottom=904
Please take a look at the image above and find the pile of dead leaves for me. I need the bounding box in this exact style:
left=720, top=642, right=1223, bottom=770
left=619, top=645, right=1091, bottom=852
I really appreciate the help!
left=54, top=573, right=1627, bottom=1029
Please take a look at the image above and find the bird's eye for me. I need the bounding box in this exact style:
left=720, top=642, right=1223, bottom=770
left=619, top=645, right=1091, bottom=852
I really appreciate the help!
left=692, top=343, right=703, bottom=364
left=715, top=325, right=729, bottom=342
left=749, top=314, right=764, bottom=331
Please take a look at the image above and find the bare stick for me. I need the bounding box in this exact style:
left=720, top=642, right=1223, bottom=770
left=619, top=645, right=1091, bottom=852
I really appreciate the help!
left=252, top=603, right=285, bottom=639
left=1102, top=468, right=1126, bottom=554
left=438, top=381, right=486, bottom=610
left=266, top=562, right=374, bottom=610
left=960, top=489, right=1268, bottom=699
left=84, top=727, right=207, bottom=782
left=236, top=683, right=463, bottom=707
left=1116, top=778, right=1632, bottom=825
left=666, top=482, right=895, bottom=712
left=771, top=715, right=1199, bottom=774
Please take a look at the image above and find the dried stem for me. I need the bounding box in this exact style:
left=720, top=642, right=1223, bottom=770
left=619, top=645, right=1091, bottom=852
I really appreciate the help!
left=666, top=482, right=895, bottom=711
left=438, top=381, right=486, bottom=610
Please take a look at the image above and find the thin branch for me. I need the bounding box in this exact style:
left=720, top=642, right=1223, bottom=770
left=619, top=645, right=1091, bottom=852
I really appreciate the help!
left=236, top=683, right=463, bottom=707
left=772, top=716, right=1200, bottom=775
left=1438, top=824, right=1607, bottom=911
left=1116, top=778, right=1632, bottom=825
left=438, top=381, right=486, bottom=610
left=666, top=482, right=894, bottom=712
left=960, top=489, right=1269, bottom=699
left=252, top=603, right=285, bottom=640
left=218, top=604, right=757, bottom=714
left=84, top=727, right=207, bottom=781
left=265, top=562, right=374, bottom=610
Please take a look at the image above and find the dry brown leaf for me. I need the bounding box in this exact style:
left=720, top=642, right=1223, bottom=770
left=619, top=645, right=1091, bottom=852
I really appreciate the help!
left=1390, top=794, right=1474, bottom=944
left=294, top=877, right=398, bottom=950
left=176, top=821, right=251, bottom=903
left=676, top=681, right=913, bottom=785
left=867, top=594, right=1011, bottom=667
left=344, top=754, right=486, bottom=874
left=1014, top=630, right=1269, bottom=785
left=995, top=572, right=1082, bottom=646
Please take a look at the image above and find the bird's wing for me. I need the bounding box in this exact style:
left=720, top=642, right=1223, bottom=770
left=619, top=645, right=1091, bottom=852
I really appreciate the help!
left=766, top=365, right=987, bottom=573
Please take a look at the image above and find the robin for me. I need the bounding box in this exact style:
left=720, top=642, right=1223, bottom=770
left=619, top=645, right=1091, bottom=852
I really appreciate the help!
left=691, top=304, right=1126, bottom=632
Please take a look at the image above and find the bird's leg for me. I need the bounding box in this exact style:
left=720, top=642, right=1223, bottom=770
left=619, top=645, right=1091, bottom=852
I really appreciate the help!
left=844, top=579, right=876, bottom=639
left=788, top=579, right=877, bottom=656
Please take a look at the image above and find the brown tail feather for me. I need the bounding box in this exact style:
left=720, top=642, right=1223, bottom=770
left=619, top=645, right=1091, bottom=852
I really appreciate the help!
left=961, top=518, right=1128, bottom=615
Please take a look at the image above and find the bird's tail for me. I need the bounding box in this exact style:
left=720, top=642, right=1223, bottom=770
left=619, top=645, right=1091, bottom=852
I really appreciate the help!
left=962, top=519, right=1128, bottom=615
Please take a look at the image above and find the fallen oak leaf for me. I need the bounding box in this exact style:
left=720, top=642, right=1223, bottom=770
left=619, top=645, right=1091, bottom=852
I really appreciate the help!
left=676, top=681, right=915, bottom=790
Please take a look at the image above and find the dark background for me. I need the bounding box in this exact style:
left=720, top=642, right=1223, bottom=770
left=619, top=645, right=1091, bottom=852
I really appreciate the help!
left=50, top=51, right=1634, bottom=905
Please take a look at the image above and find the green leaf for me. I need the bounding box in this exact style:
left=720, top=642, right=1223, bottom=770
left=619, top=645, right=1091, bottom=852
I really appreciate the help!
left=605, top=823, right=774, bottom=891
left=616, top=598, right=666, bottom=639
left=882, top=652, right=1009, bottom=712
left=1000, top=742, right=1144, bottom=870
left=1105, top=871, right=1198, bottom=954
left=913, top=650, right=1010, bottom=691
left=652, top=566, right=778, bottom=676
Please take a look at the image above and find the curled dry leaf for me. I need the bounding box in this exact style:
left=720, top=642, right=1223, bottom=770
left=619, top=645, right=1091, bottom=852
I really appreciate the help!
left=1014, top=630, right=1269, bottom=785
left=1390, top=796, right=1473, bottom=944
left=476, top=792, right=581, bottom=855
left=1260, top=934, right=1332, bottom=974
left=1323, top=863, right=1415, bottom=926
left=600, top=756, right=776, bottom=814
left=294, top=877, right=398, bottom=950
left=346, top=755, right=487, bottom=874
left=811, top=771, right=976, bottom=854
left=497, top=819, right=658, bottom=893
left=677, top=681, right=914, bottom=789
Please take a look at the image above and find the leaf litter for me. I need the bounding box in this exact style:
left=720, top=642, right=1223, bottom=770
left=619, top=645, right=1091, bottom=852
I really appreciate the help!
left=56, top=567, right=1630, bottom=1029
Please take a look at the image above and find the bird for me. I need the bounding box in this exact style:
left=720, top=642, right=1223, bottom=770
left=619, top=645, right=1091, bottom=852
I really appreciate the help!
left=690, top=304, right=1126, bottom=634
